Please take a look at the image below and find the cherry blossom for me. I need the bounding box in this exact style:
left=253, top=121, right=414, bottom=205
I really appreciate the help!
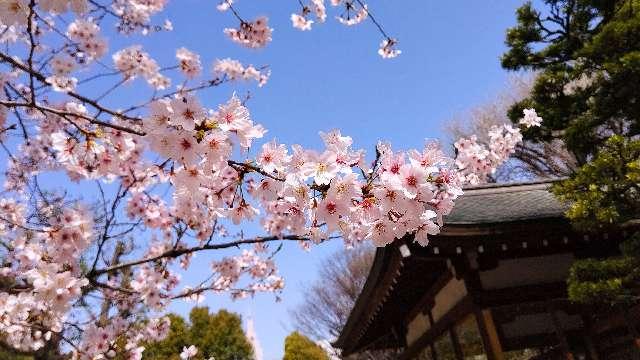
left=337, top=3, right=368, bottom=26
left=45, top=75, right=77, bottom=92
left=0, top=0, right=28, bottom=26
left=224, top=16, right=273, bottom=49
left=520, top=108, right=543, bottom=127
left=291, top=13, right=314, bottom=31
left=180, top=345, right=198, bottom=360
left=40, top=0, right=87, bottom=14
left=258, top=139, right=290, bottom=173
left=213, top=58, right=270, bottom=87
left=113, top=46, right=170, bottom=89
left=378, top=38, right=401, bottom=59
left=455, top=113, right=541, bottom=184
left=112, top=0, right=168, bottom=33
left=51, top=54, right=76, bottom=75
left=67, top=19, right=108, bottom=60
left=176, top=47, right=202, bottom=79
left=216, top=0, right=234, bottom=12
left=291, top=0, right=326, bottom=31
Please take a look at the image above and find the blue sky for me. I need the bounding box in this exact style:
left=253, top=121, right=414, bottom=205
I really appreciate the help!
left=3, top=0, right=535, bottom=359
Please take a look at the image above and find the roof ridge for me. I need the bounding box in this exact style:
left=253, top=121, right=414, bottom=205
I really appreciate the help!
left=461, top=178, right=561, bottom=195
left=462, top=178, right=561, bottom=190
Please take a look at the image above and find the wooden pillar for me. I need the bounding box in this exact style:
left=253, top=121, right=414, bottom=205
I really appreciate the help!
left=619, top=305, right=640, bottom=352
left=427, top=308, right=439, bottom=360
left=548, top=303, right=575, bottom=360
left=580, top=311, right=600, bottom=360
left=475, top=309, right=504, bottom=360
left=450, top=328, right=464, bottom=360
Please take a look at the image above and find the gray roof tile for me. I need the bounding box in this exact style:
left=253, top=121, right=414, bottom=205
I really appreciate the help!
left=445, top=180, right=567, bottom=225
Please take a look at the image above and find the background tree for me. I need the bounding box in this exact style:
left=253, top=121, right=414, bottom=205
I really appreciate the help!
left=0, top=346, right=33, bottom=360
left=283, top=332, right=329, bottom=360
left=290, top=245, right=400, bottom=359
left=290, top=245, right=374, bottom=341
left=502, top=0, right=640, bottom=305
left=445, top=74, right=576, bottom=182
left=143, top=307, right=254, bottom=360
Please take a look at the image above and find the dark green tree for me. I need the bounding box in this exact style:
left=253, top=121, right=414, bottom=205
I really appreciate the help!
left=0, top=346, right=33, bottom=360
left=502, top=0, right=640, bottom=305
left=143, top=307, right=254, bottom=360
left=559, top=136, right=640, bottom=304
left=282, top=332, right=329, bottom=360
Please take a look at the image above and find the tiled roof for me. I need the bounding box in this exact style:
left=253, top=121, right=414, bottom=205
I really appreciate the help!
left=335, top=180, right=571, bottom=354
left=444, top=179, right=568, bottom=225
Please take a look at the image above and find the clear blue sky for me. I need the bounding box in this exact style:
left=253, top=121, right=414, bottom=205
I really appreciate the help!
left=3, top=0, right=535, bottom=359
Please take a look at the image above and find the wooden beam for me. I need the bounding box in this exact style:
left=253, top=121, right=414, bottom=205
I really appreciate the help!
left=475, top=309, right=504, bottom=360
left=399, top=297, right=474, bottom=360
left=405, top=267, right=452, bottom=323
left=475, top=282, right=567, bottom=308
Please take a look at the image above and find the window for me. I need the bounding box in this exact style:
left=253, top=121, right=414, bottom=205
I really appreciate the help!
left=434, top=332, right=457, bottom=360
left=415, top=346, right=435, bottom=360
left=504, top=348, right=541, bottom=360
left=456, top=315, right=487, bottom=360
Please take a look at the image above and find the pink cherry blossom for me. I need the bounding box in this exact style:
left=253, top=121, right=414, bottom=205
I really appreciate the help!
left=224, top=16, right=273, bottom=49
left=180, top=345, right=198, bottom=359
left=213, top=58, right=270, bottom=86
left=67, top=19, right=108, bottom=60
left=291, top=14, right=314, bottom=30
left=258, top=139, right=290, bottom=173
left=113, top=46, right=169, bottom=89
left=520, top=108, right=543, bottom=128
left=378, top=38, right=401, bottom=59
left=176, top=47, right=202, bottom=79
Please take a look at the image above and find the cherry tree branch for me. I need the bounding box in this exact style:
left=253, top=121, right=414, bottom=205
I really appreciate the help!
left=0, top=100, right=146, bottom=136
left=88, top=234, right=333, bottom=277
left=0, top=52, right=144, bottom=125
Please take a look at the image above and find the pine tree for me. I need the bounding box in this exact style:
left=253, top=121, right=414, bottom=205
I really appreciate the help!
left=502, top=0, right=640, bottom=305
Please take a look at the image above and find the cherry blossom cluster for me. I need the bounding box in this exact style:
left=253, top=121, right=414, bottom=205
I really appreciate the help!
left=209, top=249, right=284, bottom=300
left=45, top=74, right=77, bottom=92
left=67, top=19, right=109, bottom=61
left=0, top=0, right=30, bottom=26
left=378, top=38, right=401, bottom=59
left=135, top=90, right=467, bottom=249
left=177, top=344, right=218, bottom=360
left=73, top=315, right=172, bottom=360
left=111, top=0, right=169, bottom=34
left=40, top=0, right=87, bottom=15
left=213, top=58, right=270, bottom=87
left=113, top=46, right=170, bottom=89
left=291, top=0, right=327, bottom=31
left=224, top=16, right=273, bottom=49
left=176, top=47, right=202, bottom=79
left=520, top=108, right=543, bottom=128
left=216, top=0, right=400, bottom=57
left=454, top=109, right=541, bottom=184
left=0, top=205, right=92, bottom=352
left=334, top=1, right=368, bottom=26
